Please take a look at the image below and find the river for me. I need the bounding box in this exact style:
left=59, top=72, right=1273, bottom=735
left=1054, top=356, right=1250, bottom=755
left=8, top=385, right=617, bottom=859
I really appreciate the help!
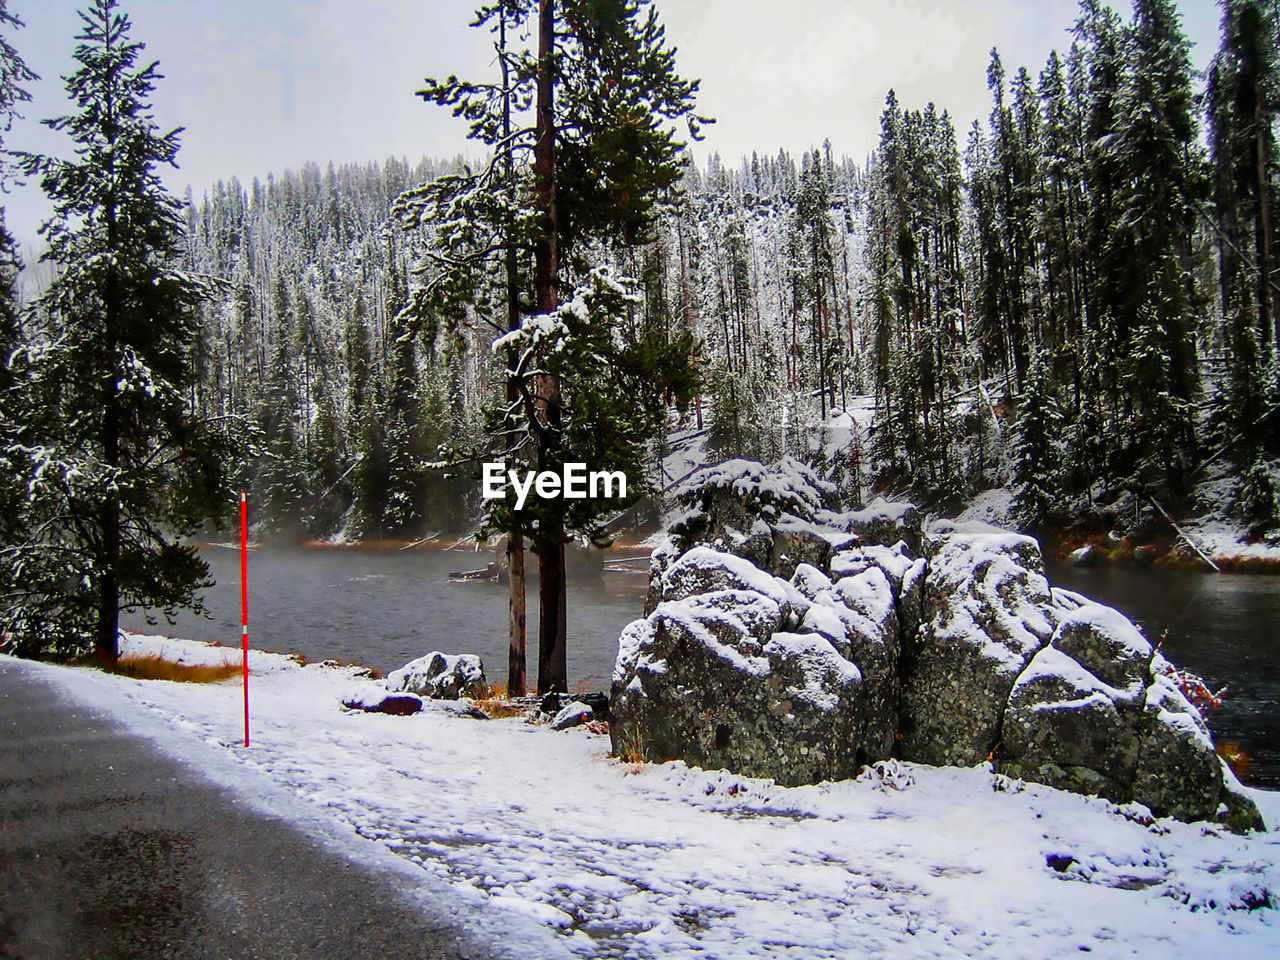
left=122, top=544, right=648, bottom=691
left=123, top=546, right=1280, bottom=787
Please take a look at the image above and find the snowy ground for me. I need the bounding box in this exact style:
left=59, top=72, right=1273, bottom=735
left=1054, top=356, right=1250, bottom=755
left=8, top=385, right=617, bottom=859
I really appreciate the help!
left=1181, top=517, right=1280, bottom=564
left=13, top=633, right=1280, bottom=960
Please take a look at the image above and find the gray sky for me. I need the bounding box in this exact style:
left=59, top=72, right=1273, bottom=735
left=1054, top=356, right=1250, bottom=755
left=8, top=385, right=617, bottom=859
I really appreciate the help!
left=4, top=0, right=1222, bottom=251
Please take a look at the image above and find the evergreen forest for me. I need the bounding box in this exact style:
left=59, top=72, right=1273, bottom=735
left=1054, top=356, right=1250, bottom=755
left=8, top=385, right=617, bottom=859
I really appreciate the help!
left=2, top=0, right=1279, bottom=675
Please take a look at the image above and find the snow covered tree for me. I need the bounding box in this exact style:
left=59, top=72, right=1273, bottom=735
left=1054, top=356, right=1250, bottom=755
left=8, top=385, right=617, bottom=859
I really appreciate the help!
left=1011, top=351, right=1064, bottom=530
left=1208, top=0, right=1280, bottom=357
left=0, top=0, right=36, bottom=555
left=792, top=150, right=837, bottom=421
left=1207, top=0, right=1280, bottom=519
left=398, top=0, right=704, bottom=693
left=3, top=0, right=235, bottom=667
left=1087, top=0, right=1204, bottom=492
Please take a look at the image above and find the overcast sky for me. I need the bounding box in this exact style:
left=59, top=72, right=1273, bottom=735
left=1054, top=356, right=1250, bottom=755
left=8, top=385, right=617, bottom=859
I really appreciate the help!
left=4, top=0, right=1222, bottom=250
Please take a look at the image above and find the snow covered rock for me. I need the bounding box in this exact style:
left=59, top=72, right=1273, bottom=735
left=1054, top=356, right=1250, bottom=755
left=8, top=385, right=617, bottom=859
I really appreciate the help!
left=991, top=602, right=1261, bottom=829
left=830, top=543, right=927, bottom=657
left=665, top=457, right=849, bottom=579
left=385, top=652, right=487, bottom=700
left=1067, top=544, right=1104, bottom=567
left=768, top=514, right=848, bottom=579
left=656, top=546, right=795, bottom=617
left=610, top=589, right=863, bottom=787
left=619, top=460, right=1258, bottom=830
left=1131, top=674, right=1225, bottom=823
left=1000, top=646, right=1141, bottom=800
left=792, top=562, right=901, bottom=759
left=549, top=700, right=594, bottom=730
left=426, top=698, right=490, bottom=721
left=844, top=497, right=922, bottom=553
left=1050, top=603, right=1153, bottom=698
left=901, top=526, right=1055, bottom=766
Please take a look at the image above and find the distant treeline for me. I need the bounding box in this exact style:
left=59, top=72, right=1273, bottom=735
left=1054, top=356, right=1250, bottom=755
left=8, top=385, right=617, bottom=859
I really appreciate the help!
left=181, top=0, right=1279, bottom=540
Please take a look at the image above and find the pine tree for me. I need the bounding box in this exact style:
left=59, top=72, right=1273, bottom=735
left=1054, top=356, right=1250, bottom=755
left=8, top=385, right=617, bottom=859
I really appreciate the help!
left=0, top=0, right=36, bottom=558
left=1208, top=0, right=1280, bottom=356
left=792, top=150, right=836, bottom=421
left=1011, top=351, right=1064, bottom=530
left=398, top=0, right=704, bottom=693
left=3, top=0, right=235, bottom=666
left=1207, top=0, right=1280, bottom=521
left=1116, top=0, right=1204, bottom=491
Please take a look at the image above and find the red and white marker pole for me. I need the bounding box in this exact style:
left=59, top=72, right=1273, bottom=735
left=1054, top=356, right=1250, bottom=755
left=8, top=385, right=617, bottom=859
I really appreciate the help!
left=240, top=491, right=250, bottom=747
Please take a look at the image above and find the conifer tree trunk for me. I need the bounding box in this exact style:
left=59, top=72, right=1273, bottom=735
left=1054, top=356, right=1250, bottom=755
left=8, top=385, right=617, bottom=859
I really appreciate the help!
left=501, top=7, right=527, bottom=698
left=97, top=59, right=122, bottom=674
left=97, top=371, right=121, bottom=672
left=1256, top=97, right=1277, bottom=350
left=534, top=0, right=567, bottom=694
left=98, top=280, right=121, bottom=670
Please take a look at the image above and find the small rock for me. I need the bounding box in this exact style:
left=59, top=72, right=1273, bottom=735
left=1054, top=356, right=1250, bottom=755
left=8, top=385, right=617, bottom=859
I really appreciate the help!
left=550, top=701, right=594, bottom=730
left=1067, top=544, right=1102, bottom=567
left=341, top=691, right=423, bottom=716
left=539, top=690, right=611, bottom=721
left=429, top=699, right=490, bottom=721
left=386, top=651, right=487, bottom=700
left=1132, top=545, right=1158, bottom=566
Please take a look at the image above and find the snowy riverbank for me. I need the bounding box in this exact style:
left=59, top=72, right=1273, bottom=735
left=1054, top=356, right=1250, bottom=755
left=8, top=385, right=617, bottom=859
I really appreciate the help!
left=12, top=633, right=1280, bottom=959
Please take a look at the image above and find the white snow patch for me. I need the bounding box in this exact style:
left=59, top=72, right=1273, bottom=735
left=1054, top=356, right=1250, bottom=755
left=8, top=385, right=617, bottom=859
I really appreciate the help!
left=955, top=487, right=1016, bottom=530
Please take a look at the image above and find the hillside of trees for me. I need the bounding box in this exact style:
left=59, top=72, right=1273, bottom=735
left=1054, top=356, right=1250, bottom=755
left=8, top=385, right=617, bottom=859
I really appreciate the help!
left=173, top=0, right=1278, bottom=546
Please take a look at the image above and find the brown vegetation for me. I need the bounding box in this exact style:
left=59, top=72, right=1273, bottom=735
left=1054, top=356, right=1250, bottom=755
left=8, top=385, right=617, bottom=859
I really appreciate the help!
left=112, top=654, right=241, bottom=683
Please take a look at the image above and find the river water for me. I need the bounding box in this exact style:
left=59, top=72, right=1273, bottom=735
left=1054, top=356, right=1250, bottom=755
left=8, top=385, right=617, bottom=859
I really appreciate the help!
left=124, top=546, right=1280, bottom=787
left=122, top=545, right=648, bottom=691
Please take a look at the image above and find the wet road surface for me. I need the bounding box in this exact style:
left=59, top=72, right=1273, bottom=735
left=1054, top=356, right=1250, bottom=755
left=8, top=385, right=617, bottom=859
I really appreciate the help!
left=0, top=658, right=518, bottom=960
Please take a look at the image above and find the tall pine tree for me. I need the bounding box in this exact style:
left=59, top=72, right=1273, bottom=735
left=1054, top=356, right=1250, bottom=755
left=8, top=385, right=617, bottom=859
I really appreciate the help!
left=4, top=0, right=235, bottom=667
left=397, top=0, right=704, bottom=693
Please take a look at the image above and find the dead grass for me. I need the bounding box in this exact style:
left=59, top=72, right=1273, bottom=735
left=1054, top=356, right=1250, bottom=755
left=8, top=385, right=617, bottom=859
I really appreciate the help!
left=1218, top=742, right=1251, bottom=779
left=113, top=654, right=241, bottom=684
left=470, top=682, right=536, bottom=719
left=472, top=698, right=529, bottom=719
left=612, top=728, right=649, bottom=765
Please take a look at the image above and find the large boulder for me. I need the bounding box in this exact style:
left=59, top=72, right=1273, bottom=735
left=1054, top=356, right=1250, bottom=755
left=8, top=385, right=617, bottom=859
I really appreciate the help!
left=615, top=461, right=1257, bottom=832
left=1050, top=603, right=1153, bottom=698
left=611, top=588, right=863, bottom=787
left=386, top=652, right=487, bottom=700
left=844, top=497, right=922, bottom=553
left=768, top=514, right=838, bottom=579
left=666, top=457, right=838, bottom=555
left=901, top=526, right=1055, bottom=766
left=656, top=545, right=797, bottom=614
left=1131, top=671, right=1224, bottom=822
left=830, top=544, right=927, bottom=649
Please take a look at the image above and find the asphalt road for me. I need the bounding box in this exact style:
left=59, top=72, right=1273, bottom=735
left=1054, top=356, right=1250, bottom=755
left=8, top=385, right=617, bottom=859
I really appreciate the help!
left=0, top=658, right=515, bottom=960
